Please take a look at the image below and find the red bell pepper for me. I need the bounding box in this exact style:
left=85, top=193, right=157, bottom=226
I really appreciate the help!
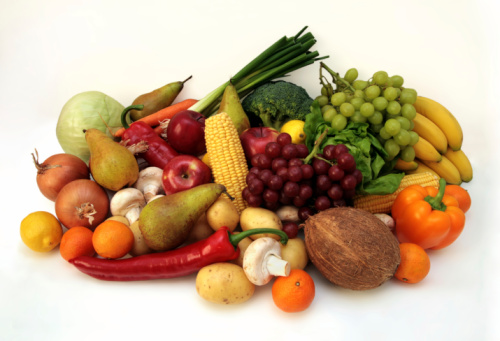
left=120, top=105, right=178, bottom=169
left=69, top=227, right=288, bottom=281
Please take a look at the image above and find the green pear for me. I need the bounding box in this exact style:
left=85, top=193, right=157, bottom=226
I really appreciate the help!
left=139, top=183, right=227, bottom=251
left=85, top=128, right=139, bottom=191
left=217, top=82, right=250, bottom=135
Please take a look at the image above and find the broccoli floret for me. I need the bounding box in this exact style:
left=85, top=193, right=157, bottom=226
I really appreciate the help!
left=241, top=80, right=313, bottom=131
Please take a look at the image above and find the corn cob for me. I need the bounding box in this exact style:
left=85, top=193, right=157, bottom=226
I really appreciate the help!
left=205, top=112, right=249, bottom=213
left=353, top=172, right=440, bottom=214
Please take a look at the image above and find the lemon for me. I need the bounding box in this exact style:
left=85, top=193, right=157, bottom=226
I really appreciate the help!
left=20, top=211, right=63, bottom=252
left=280, top=120, right=306, bottom=144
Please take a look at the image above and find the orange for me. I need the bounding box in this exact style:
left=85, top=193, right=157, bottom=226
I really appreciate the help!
left=272, top=269, right=315, bottom=313
left=92, top=220, right=134, bottom=259
left=394, top=243, right=431, bottom=284
left=60, top=226, right=95, bottom=261
left=445, top=185, right=471, bottom=213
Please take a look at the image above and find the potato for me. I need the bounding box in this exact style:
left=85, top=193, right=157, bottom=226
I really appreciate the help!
left=128, top=221, right=153, bottom=256
left=106, top=215, right=130, bottom=226
left=280, top=237, right=309, bottom=270
left=206, top=197, right=240, bottom=232
left=230, top=232, right=253, bottom=267
left=240, top=207, right=282, bottom=240
left=196, top=263, right=255, bottom=304
left=184, top=213, right=214, bottom=245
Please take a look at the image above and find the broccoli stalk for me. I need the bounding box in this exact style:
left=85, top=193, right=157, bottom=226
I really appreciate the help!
left=241, top=80, right=314, bottom=131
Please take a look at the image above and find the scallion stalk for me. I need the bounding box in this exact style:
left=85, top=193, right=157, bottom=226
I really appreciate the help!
left=188, top=26, right=328, bottom=117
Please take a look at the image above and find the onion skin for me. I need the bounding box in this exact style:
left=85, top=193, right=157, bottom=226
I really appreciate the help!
left=55, top=179, right=109, bottom=230
left=33, top=151, right=90, bottom=201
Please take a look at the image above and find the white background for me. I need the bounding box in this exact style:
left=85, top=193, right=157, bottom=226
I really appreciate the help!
left=1, top=1, right=499, bottom=340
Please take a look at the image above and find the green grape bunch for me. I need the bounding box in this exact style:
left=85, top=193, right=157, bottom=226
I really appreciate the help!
left=315, top=62, right=419, bottom=163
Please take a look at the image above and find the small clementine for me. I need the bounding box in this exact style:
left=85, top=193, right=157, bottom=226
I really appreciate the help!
left=92, top=220, right=134, bottom=259
left=60, top=226, right=95, bottom=261
left=394, top=243, right=431, bottom=284
left=272, top=269, right=315, bottom=313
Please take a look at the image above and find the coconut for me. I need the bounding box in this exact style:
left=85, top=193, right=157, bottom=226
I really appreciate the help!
left=304, top=207, right=400, bottom=290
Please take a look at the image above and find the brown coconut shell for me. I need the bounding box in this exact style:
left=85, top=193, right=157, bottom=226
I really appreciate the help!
left=304, top=207, right=400, bottom=291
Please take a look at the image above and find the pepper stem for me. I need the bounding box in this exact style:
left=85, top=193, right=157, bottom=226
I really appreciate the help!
left=229, top=228, right=289, bottom=247
left=120, top=104, right=145, bottom=129
left=424, top=178, right=447, bottom=211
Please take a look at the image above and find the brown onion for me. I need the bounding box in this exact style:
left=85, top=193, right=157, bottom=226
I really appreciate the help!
left=55, top=179, right=109, bottom=230
left=33, top=149, right=90, bottom=201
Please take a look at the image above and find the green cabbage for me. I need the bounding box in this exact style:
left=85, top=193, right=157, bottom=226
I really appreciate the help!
left=56, top=91, right=125, bottom=163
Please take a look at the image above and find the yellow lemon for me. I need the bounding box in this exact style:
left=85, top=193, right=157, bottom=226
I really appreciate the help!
left=20, top=211, right=63, bottom=252
left=280, top=120, right=306, bottom=144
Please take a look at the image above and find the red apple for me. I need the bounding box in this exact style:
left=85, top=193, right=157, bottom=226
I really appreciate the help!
left=162, top=155, right=212, bottom=195
left=166, top=110, right=206, bottom=155
left=239, top=127, right=280, bottom=161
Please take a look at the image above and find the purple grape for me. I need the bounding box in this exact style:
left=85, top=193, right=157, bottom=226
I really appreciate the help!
left=282, top=222, right=299, bottom=239
left=277, top=133, right=292, bottom=146
left=265, top=142, right=282, bottom=159
left=328, top=164, right=344, bottom=181
left=312, top=158, right=330, bottom=175
left=352, top=169, right=363, bottom=184
left=300, top=164, right=315, bottom=179
left=272, top=158, right=288, bottom=172
left=281, top=144, right=298, bottom=160
left=262, top=188, right=279, bottom=203
left=246, top=172, right=258, bottom=185
left=246, top=193, right=263, bottom=207
left=268, top=175, right=284, bottom=191
left=293, top=196, right=307, bottom=208
left=248, top=178, right=264, bottom=194
left=287, top=166, right=303, bottom=182
left=257, top=153, right=272, bottom=169
left=298, top=206, right=314, bottom=221
left=316, top=174, right=332, bottom=191
left=258, top=169, right=273, bottom=184
left=327, top=183, right=343, bottom=200
left=340, top=174, right=357, bottom=190
left=276, top=167, right=289, bottom=182
left=314, top=196, right=331, bottom=211
left=264, top=201, right=280, bottom=211
left=279, top=190, right=293, bottom=205
left=337, top=152, right=356, bottom=170
left=333, top=144, right=349, bottom=159
left=296, top=144, right=309, bottom=158
left=298, top=184, right=313, bottom=200
left=283, top=181, right=300, bottom=197
left=288, top=158, right=304, bottom=167
left=323, top=145, right=337, bottom=160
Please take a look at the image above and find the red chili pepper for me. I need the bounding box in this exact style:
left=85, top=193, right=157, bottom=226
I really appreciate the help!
left=69, top=227, right=288, bottom=281
left=120, top=105, right=178, bottom=169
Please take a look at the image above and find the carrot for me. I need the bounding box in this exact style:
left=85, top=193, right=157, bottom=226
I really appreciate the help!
left=114, top=98, right=198, bottom=138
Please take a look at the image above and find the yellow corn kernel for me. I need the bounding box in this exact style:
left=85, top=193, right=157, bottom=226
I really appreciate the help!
left=205, top=112, right=249, bottom=213
left=353, top=172, right=440, bottom=214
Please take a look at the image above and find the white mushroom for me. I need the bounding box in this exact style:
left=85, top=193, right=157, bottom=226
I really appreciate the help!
left=110, top=188, right=146, bottom=225
left=374, top=213, right=395, bottom=231
left=275, top=205, right=301, bottom=223
left=148, top=194, right=165, bottom=202
left=133, top=167, right=164, bottom=202
left=243, top=237, right=291, bottom=286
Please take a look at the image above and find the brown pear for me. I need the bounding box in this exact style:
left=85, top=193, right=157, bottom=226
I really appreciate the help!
left=85, top=128, right=139, bottom=191
left=216, top=82, right=250, bottom=135
left=139, top=183, right=227, bottom=251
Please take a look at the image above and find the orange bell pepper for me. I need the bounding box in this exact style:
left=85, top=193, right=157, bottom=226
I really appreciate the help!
left=392, top=178, right=466, bottom=250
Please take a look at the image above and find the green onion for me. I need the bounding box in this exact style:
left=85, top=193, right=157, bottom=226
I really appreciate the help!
left=188, top=26, right=329, bottom=117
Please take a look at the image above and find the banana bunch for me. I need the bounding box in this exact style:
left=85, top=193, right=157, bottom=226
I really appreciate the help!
left=395, top=96, right=473, bottom=185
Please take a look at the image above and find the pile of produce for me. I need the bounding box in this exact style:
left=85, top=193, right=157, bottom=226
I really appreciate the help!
left=21, top=26, right=473, bottom=313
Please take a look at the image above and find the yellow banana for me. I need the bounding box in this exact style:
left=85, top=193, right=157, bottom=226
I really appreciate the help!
left=394, top=158, right=418, bottom=171
left=421, top=156, right=462, bottom=185
left=407, top=160, right=441, bottom=179
left=413, top=136, right=442, bottom=162
left=413, top=96, right=463, bottom=151
left=444, top=147, right=473, bottom=182
left=412, top=113, right=448, bottom=154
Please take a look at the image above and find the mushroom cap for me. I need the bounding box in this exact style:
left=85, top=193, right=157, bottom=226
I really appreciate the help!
left=110, top=187, right=146, bottom=217
left=134, top=167, right=163, bottom=189
left=243, top=237, right=289, bottom=286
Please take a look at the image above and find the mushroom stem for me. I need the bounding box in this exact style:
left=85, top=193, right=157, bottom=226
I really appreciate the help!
left=125, top=207, right=142, bottom=225
left=265, top=254, right=291, bottom=277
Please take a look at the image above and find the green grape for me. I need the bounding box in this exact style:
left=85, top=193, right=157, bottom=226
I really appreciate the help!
left=376, top=134, right=386, bottom=146
left=400, top=146, right=416, bottom=162
left=322, top=107, right=337, bottom=123
left=331, top=92, right=347, bottom=106
left=316, top=95, right=329, bottom=107
left=368, top=111, right=384, bottom=124
left=344, top=68, right=358, bottom=83
left=395, top=116, right=411, bottom=130
left=393, top=129, right=411, bottom=146
left=391, top=75, right=404, bottom=88
left=384, top=139, right=400, bottom=158
left=373, top=71, right=389, bottom=86
left=372, top=96, right=388, bottom=111
left=331, top=114, right=347, bottom=131
left=354, top=89, right=365, bottom=98
left=409, top=120, right=415, bottom=131
left=384, top=118, right=401, bottom=136
left=350, top=97, right=365, bottom=110
left=370, top=123, right=383, bottom=133
left=365, top=85, right=381, bottom=100
left=400, top=88, right=417, bottom=104
left=353, top=80, right=368, bottom=90
left=383, top=87, right=398, bottom=101
left=321, top=86, right=329, bottom=97
left=345, top=92, right=354, bottom=102
left=396, top=88, right=402, bottom=98
left=379, top=127, right=392, bottom=140
left=321, top=104, right=334, bottom=114
left=386, top=101, right=402, bottom=116
left=360, top=102, right=375, bottom=117
left=408, top=131, right=419, bottom=146
left=401, top=103, right=417, bottom=120
left=340, top=102, right=355, bottom=117
left=350, top=111, right=367, bottom=123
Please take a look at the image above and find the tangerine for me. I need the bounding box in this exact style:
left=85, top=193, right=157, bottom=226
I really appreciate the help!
left=92, top=220, right=134, bottom=259
left=60, top=226, right=95, bottom=261
left=444, top=185, right=471, bottom=213
left=394, top=243, right=431, bottom=284
left=272, top=269, right=315, bottom=313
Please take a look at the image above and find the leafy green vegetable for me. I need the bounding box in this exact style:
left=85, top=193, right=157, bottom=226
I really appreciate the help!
left=56, top=91, right=125, bottom=164
left=242, top=80, right=313, bottom=131
left=304, top=101, right=404, bottom=195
